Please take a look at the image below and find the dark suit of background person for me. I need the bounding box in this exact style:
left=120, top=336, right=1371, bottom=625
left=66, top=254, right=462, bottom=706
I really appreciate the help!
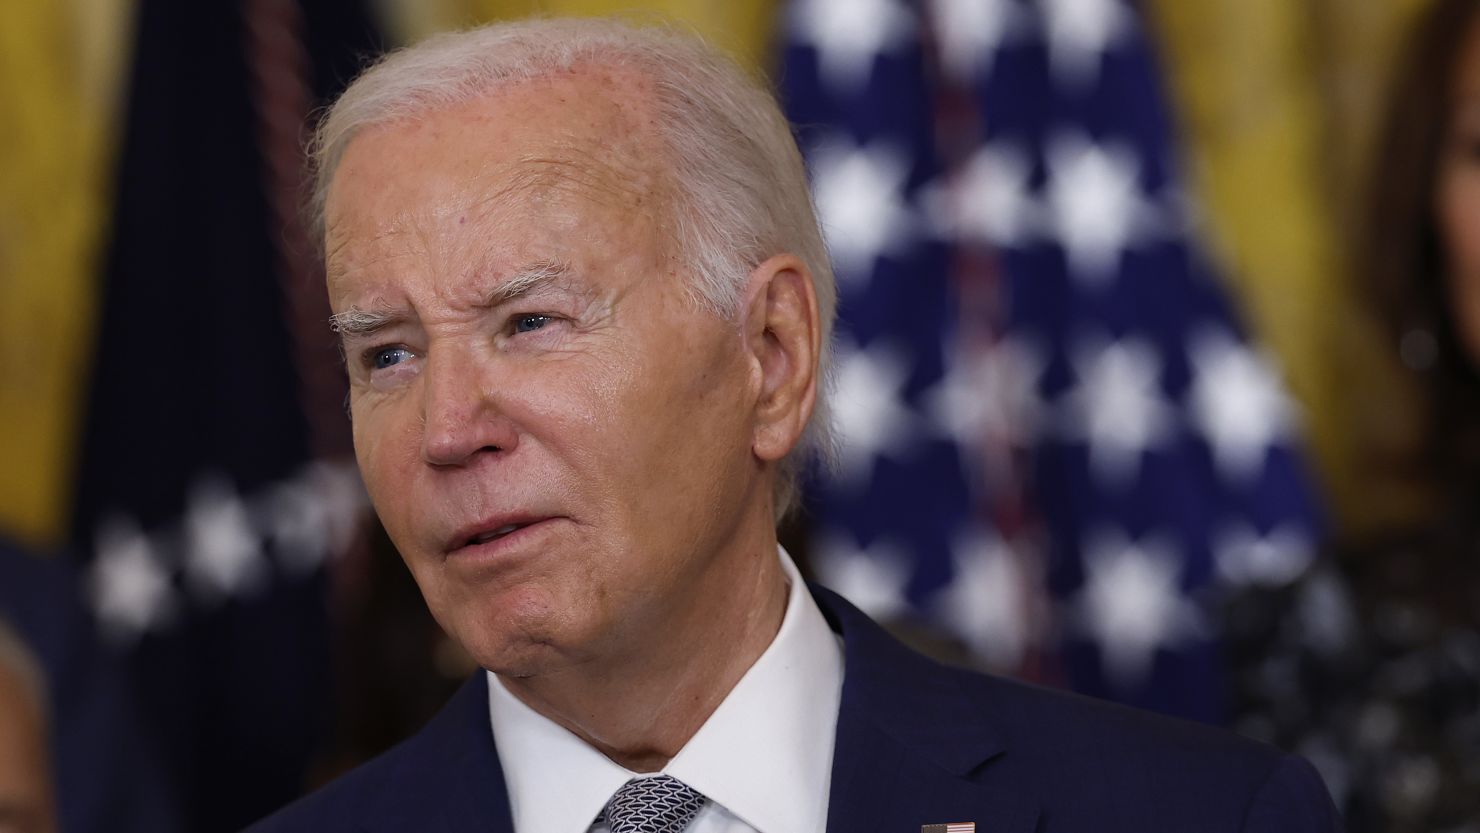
left=246, top=17, right=1341, bottom=833
left=0, top=541, right=181, bottom=833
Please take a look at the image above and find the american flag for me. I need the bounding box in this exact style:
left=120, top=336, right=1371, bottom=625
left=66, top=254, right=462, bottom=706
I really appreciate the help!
left=67, top=2, right=382, bottom=828
left=782, top=0, right=1324, bottom=722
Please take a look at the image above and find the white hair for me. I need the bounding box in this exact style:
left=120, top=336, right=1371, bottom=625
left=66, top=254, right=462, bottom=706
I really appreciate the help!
left=0, top=617, right=46, bottom=722
left=311, top=16, right=838, bottom=519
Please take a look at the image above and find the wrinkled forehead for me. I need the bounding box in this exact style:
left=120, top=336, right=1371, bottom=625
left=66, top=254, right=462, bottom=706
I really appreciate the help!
left=323, top=65, right=674, bottom=273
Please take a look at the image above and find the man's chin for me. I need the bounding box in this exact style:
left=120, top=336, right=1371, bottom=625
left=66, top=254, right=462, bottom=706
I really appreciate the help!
left=469, top=640, right=576, bottom=680
left=445, top=615, right=577, bottom=679
left=429, top=584, right=604, bottom=677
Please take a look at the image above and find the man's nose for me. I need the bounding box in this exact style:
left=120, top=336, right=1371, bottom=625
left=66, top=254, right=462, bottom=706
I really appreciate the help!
left=419, top=347, right=518, bottom=466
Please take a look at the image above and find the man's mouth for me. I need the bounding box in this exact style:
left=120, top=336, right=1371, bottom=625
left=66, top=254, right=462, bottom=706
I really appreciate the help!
left=447, top=516, right=555, bottom=556
left=466, top=523, right=528, bottom=547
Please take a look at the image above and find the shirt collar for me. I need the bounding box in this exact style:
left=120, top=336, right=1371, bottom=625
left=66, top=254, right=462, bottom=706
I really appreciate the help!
left=487, top=545, right=845, bottom=833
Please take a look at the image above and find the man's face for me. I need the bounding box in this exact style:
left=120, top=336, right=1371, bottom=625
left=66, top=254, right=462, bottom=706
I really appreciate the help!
left=325, top=69, right=767, bottom=675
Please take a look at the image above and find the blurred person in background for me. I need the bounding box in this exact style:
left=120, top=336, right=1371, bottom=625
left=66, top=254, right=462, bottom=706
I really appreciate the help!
left=0, top=619, right=54, bottom=833
left=0, top=541, right=181, bottom=833
left=1229, top=0, right=1480, bottom=830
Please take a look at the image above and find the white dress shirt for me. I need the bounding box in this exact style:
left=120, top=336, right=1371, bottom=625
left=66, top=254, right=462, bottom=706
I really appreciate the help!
left=487, top=546, right=845, bottom=833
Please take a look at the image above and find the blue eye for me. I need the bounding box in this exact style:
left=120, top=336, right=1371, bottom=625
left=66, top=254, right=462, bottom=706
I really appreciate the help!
left=371, top=346, right=413, bottom=370
left=514, top=314, right=552, bottom=334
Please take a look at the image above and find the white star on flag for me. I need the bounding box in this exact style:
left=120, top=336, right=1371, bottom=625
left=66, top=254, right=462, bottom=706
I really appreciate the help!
left=266, top=478, right=333, bottom=575
left=1075, top=531, right=1202, bottom=689
left=811, top=138, right=916, bottom=284
left=1045, top=133, right=1153, bottom=286
left=1040, top=0, right=1133, bottom=86
left=1215, top=523, right=1314, bottom=587
left=1062, top=337, right=1174, bottom=484
left=815, top=535, right=911, bottom=620
left=926, top=335, right=1043, bottom=453
left=267, top=462, right=369, bottom=574
left=789, top=0, right=916, bottom=91
left=309, top=460, right=370, bottom=555
left=925, top=0, right=1024, bottom=82
left=185, top=475, right=267, bottom=600
left=831, top=339, right=917, bottom=485
left=928, top=142, right=1039, bottom=249
left=90, top=516, right=175, bottom=643
left=936, top=531, right=1034, bottom=670
left=1188, top=327, right=1296, bottom=482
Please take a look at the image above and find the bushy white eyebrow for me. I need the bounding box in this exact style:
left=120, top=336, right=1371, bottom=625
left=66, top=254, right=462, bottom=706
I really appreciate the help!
left=328, top=260, right=574, bottom=338
left=328, top=306, right=396, bottom=337
left=482, top=259, right=573, bottom=307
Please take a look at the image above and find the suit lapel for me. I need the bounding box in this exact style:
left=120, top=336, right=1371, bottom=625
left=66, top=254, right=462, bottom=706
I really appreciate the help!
left=813, top=586, right=1041, bottom=833
left=362, top=673, right=515, bottom=833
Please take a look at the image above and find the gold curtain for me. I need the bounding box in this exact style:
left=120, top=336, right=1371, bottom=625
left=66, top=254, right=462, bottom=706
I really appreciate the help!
left=0, top=0, right=132, bottom=547
left=1145, top=0, right=1433, bottom=536
left=378, top=0, right=780, bottom=72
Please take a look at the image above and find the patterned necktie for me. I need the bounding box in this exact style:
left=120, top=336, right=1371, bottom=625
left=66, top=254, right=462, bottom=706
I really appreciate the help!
left=600, top=775, right=706, bottom=833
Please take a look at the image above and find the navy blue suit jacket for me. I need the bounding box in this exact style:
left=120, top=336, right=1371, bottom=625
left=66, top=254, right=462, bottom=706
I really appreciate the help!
left=248, top=584, right=1341, bottom=832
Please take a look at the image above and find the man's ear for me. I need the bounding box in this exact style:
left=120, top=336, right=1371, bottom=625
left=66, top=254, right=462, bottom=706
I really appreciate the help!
left=741, top=254, right=820, bottom=463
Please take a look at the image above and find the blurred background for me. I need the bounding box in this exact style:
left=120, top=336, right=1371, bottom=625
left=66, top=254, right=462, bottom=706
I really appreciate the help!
left=3, top=0, right=1478, bottom=831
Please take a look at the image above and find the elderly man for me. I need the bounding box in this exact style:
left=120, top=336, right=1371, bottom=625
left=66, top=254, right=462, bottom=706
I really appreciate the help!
left=252, top=17, right=1340, bottom=833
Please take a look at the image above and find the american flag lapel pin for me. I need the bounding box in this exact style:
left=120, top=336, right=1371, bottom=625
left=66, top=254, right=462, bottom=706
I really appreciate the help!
left=921, top=824, right=975, bottom=833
